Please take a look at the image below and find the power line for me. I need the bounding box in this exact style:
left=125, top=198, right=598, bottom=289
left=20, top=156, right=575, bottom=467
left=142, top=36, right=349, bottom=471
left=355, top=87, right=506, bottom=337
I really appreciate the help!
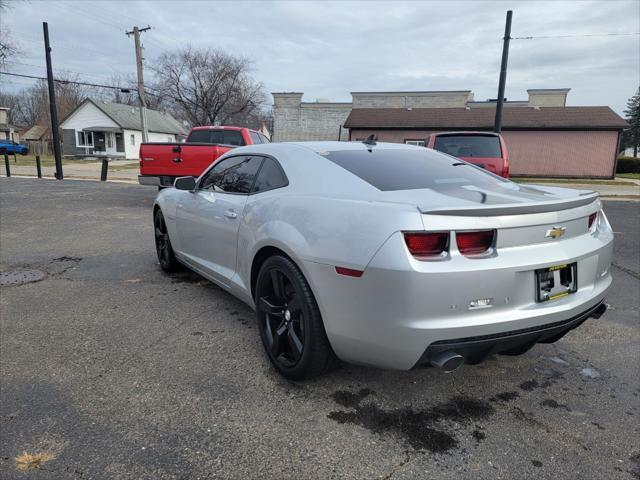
left=9, top=61, right=128, bottom=83
left=0, top=71, right=134, bottom=92
left=2, top=68, right=162, bottom=95
left=512, top=32, right=640, bottom=40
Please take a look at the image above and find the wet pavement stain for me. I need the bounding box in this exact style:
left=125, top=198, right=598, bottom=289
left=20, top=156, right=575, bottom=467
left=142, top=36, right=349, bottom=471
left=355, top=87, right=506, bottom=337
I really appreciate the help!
left=630, top=453, right=640, bottom=479
left=519, top=379, right=539, bottom=391
left=328, top=393, right=494, bottom=453
left=471, top=429, right=486, bottom=443
left=540, top=399, right=571, bottom=411
left=332, top=389, right=375, bottom=408
left=492, top=391, right=520, bottom=402
left=532, top=460, right=543, bottom=468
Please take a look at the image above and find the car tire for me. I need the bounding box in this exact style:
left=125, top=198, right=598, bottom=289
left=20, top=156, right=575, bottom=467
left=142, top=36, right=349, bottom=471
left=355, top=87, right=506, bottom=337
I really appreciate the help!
left=255, top=255, right=338, bottom=380
left=154, top=209, right=180, bottom=272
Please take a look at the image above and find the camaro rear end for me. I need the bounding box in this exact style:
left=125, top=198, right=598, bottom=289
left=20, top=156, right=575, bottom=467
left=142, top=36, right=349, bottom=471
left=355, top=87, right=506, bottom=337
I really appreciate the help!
left=304, top=199, right=612, bottom=371
left=153, top=140, right=613, bottom=378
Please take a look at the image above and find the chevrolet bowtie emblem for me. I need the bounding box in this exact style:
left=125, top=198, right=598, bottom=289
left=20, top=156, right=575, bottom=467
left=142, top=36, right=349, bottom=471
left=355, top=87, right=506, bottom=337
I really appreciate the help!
left=545, top=226, right=567, bottom=239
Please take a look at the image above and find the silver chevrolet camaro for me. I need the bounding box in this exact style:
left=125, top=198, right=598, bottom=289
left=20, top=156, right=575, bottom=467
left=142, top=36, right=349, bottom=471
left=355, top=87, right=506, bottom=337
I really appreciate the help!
left=153, top=140, right=613, bottom=379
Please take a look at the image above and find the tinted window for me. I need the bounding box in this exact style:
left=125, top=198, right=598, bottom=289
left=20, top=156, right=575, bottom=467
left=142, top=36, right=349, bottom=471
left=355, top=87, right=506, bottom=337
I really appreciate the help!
left=433, top=135, right=502, bottom=158
left=252, top=158, right=288, bottom=193
left=187, top=129, right=245, bottom=146
left=249, top=131, right=262, bottom=144
left=323, top=149, right=507, bottom=192
left=199, top=156, right=263, bottom=193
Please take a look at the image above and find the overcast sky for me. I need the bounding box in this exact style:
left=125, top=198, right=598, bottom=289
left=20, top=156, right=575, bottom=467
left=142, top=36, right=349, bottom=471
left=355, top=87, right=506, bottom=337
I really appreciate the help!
left=2, top=0, right=639, bottom=114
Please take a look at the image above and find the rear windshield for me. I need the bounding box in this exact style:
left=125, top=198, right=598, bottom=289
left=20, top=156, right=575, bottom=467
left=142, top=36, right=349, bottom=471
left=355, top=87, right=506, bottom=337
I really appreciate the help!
left=433, top=135, right=502, bottom=158
left=187, top=129, right=245, bottom=146
left=323, top=148, right=507, bottom=192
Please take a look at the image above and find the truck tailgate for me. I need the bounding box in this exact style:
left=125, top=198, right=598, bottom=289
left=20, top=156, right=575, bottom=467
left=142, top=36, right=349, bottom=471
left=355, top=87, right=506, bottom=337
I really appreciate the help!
left=140, top=144, right=233, bottom=177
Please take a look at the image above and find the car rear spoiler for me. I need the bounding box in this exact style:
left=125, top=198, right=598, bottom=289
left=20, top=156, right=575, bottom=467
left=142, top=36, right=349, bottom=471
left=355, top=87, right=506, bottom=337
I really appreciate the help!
left=419, top=192, right=599, bottom=216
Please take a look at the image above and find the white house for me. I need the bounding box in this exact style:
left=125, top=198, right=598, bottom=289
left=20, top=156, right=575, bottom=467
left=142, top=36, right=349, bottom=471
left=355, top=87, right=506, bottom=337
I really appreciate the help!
left=0, top=107, right=20, bottom=142
left=60, top=99, right=187, bottom=159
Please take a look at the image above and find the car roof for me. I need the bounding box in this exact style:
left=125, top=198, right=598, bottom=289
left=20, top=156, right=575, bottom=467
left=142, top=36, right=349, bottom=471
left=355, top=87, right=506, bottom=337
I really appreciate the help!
left=190, top=125, right=260, bottom=133
left=223, top=140, right=426, bottom=158
left=431, top=131, right=501, bottom=137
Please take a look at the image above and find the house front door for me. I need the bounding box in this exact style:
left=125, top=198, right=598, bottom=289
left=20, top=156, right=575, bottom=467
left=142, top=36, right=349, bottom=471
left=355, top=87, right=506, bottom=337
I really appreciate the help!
left=93, top=132, right=106, bottom=153
left=115, top=133, right=124, bottom=154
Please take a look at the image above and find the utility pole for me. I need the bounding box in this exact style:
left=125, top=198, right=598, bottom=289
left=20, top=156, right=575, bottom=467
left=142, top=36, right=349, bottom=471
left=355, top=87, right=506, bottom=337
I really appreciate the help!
left=43, top=22, right=63, bottom=179
left=126, top=25, right=151, bottom=142
left=494, top=10, right=513, bottom=133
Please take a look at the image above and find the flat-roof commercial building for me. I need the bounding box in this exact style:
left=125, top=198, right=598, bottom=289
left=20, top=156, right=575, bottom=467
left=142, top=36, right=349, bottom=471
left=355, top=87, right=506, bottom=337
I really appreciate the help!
left=272, top=89, right=628, bottom=178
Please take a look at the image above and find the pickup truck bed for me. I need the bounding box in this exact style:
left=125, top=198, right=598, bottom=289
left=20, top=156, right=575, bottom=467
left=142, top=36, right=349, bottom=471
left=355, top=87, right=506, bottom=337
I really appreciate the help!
left=138, top=126, right=269, bottom=187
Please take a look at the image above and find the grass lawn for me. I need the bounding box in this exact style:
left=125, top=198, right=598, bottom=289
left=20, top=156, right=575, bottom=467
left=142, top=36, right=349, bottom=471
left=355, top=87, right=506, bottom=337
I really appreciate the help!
left=4, top=154, right=138, bottom=170
left=110, top=163, right=140, bottom=171
left=3, top=154, right=97, bottom=167
left=511, top=177, right=635, bottom=186
left=617, top=173, right=640, bottom=180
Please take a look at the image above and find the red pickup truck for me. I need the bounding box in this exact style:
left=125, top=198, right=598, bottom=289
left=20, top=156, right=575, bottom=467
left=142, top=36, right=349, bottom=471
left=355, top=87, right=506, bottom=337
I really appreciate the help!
left=138, top=126, right=270, bottom=188
left=426, top=132, right=510, bottom=178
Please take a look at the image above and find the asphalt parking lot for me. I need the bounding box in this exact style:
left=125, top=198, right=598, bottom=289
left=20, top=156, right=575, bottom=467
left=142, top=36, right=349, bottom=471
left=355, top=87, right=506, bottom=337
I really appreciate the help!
left=1, top=178, right=638, bottom=480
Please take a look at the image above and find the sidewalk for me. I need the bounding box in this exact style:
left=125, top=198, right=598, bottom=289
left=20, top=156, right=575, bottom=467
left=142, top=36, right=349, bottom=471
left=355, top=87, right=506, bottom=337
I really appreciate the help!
left=1, top=160, right=140, bottom=183
left=516, top=177, right=639, bottom=199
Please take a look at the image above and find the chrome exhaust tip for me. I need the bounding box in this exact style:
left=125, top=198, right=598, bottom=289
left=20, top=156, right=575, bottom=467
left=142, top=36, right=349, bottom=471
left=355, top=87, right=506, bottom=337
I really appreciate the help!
left=430, top=351, right=464, bottom=373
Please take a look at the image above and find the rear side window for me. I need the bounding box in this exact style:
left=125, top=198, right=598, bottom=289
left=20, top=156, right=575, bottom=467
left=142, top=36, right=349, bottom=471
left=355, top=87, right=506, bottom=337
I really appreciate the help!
left=249, top=131, right=262, bottom=144
left=259, top=134, right=270, bottom=143
left=433, top=135, right=502, bottom=158
left=323, top=149, right=507, bottom=192
left=199, top=155, right=263, bottom=193
left=187, top=129, right=246, bottom=146
left=252, top=157, right=288, bottom=193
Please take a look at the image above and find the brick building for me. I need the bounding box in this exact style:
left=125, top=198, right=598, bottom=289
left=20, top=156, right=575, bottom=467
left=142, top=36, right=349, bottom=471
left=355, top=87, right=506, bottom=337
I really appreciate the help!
left=272, top=89, right=628, bottom=178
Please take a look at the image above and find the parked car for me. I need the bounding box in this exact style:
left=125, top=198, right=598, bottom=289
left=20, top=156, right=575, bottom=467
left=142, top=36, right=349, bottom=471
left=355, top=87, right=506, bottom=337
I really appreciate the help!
left=0, top=139, right=29, bottom=156
left=138, top=126, right=270, bottom=188
left=153, top=141, right=612, bottom=379
left=426, top=132, right=509, bottom=178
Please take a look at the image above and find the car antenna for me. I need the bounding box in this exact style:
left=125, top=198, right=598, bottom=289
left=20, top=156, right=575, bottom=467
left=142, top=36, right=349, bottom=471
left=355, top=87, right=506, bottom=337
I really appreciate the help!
left=362, top=134, right=377, bottom=151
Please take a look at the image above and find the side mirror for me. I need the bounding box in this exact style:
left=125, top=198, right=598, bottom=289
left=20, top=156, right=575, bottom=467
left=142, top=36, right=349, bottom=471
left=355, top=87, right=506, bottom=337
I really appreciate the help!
left=174, top=176, right=196, bottom=191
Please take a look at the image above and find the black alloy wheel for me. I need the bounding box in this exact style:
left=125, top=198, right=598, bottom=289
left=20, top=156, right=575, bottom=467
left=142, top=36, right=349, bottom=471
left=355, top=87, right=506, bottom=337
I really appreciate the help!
left=255, top=255, right=338, bottom=379
left=154, top=209, right=180, bottom=272
left=259, top=268, right=305, bottom=367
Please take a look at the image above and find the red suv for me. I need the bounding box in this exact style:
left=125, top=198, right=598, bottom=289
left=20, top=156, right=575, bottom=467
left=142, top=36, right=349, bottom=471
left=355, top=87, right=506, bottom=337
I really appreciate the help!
left=426, top=132, right=509, bottom=178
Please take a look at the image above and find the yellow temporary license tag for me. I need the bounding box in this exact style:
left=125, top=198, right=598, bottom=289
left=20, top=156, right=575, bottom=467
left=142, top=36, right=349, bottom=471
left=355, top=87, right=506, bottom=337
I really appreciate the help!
left=548, top=264, right=567, bottom=272
left=548, top=291, right=570, bottom=301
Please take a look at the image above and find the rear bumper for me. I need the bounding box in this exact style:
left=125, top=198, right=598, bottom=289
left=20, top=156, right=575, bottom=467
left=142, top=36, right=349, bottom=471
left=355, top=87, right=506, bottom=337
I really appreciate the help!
left=415, top=301, right=607, bottom=368
left=138, top=175, right=176, bottom=187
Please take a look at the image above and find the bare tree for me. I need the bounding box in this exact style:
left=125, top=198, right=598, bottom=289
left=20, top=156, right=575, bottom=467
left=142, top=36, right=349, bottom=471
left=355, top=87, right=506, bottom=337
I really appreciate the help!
left=0, top=73, right=88, bottom=128
left=0, top=0, right=19, bottom=68
left=152, top=46, right=266, bottom=126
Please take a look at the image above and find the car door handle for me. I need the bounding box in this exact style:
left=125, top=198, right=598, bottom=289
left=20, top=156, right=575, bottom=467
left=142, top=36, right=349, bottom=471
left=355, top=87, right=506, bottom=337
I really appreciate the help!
left=224, top=210, right=238, bottom=219
left=172, top=157, right=182, bottom=163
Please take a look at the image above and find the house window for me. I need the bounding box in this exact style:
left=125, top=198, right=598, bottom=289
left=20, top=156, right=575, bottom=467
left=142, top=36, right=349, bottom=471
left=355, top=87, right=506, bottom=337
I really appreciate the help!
left=130, top=134, right=135, bottom=146
left=405, top=139, right=426, bottom=147
left=77, top=131, right=93, bottom=146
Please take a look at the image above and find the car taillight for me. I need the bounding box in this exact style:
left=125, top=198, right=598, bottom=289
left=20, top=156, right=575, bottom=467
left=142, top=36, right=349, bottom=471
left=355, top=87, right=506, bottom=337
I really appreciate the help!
left=456, top=230, right=496, bottom=256
left=588, top=212, right=598, bottom=230
left=403, top=232, right=449, bottom=259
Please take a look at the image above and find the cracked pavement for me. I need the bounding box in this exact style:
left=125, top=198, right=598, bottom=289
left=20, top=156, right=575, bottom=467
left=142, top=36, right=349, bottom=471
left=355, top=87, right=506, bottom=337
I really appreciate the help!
left=0, top=178, right=638, bottom=479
